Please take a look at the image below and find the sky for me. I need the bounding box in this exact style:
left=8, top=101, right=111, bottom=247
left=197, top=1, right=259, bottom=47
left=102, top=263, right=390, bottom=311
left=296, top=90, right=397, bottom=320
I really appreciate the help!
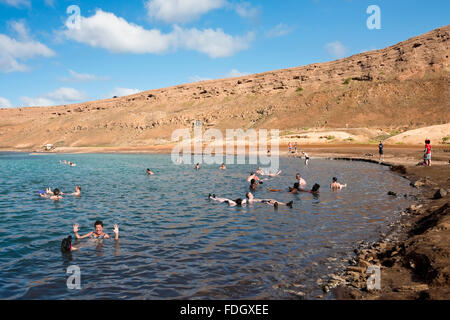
left=0, top=0, right=449, bottom=108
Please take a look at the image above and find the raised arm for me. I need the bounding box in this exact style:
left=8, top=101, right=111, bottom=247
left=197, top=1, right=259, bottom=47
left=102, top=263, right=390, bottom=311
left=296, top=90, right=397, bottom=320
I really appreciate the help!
left=73, top=224, right=92, bottom=239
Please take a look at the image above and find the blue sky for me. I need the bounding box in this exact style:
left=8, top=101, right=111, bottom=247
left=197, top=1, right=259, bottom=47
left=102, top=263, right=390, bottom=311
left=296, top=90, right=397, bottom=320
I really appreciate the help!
left=0, top=0, right=449, bottom=108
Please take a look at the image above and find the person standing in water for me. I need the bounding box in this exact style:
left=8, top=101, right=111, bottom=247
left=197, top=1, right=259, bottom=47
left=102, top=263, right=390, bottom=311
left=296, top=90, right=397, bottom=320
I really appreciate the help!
left=378, top=141, right=384, bottom=163
left=220, top=163, right=226, bottom=170
left=73, top=221, right=119, bottom=240
left=195, top=163, right=200, bottom=170
left=330, top=177, right=347, bottom=190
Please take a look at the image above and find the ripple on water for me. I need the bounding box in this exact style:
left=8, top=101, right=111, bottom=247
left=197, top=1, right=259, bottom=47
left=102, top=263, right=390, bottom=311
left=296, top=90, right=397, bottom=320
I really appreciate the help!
left=0, top=154, right=416, bottom=299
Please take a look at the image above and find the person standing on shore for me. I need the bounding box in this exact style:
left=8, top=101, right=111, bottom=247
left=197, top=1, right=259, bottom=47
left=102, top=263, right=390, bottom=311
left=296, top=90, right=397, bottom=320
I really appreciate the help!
left=288, top=142, right=292, bottom=153
left=424, top=139, right=432, bottom=166
left=378, top=141, right=384, bottom=163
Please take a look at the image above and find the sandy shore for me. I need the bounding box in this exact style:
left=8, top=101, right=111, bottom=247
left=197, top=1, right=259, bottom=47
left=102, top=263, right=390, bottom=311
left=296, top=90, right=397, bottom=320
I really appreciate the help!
left=2, top=144, right=449, bottom=299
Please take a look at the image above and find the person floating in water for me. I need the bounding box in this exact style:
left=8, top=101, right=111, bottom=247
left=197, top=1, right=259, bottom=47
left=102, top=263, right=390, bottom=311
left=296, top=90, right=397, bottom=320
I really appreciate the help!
left=268, top=183, right=320, bottom=194
left=73, top=221, right=119, bottom=240
left=208, top=194, right=243, bottom=206
left=250, top=178, right=264, bottom=190
left=61, top=235, right=78, bottom=252
left=146, top=168, right=154, bottom=175
left=246, top=172, right=261, bottom=183
left=245, top=192, right=293, bottom=208
left=220, top=163, right=226, bottom=170
left=330, top=177, right=347, bottom=190
left=40, top=188, right=63, bottom=200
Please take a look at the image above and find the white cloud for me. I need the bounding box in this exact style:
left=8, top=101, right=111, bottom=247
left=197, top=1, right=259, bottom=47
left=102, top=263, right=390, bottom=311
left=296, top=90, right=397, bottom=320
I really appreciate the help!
left=232, top=1, right=261, bottom=23
left=109, top=87, right=141, bottom=98
left=325, top=41, right=350, bottom=59
left=20, top=87, right=88, bottom=107
left=0, top=97, right=13, bottom=108
left=189, top=69, right=248, bottom=82
left=0, top=21, right=54, bottom=73
left=146, top=0, right=225, bottom=23
left=62, top=9, right=253, bottom=58
left=0, top=0, right=30, bottom=8
left=225, top=69, right=249, bottom=77
left=265, top=23, right=293, bottom=38
left=189, top=75, right=212, bottom=82
left=61, top=69, right=109, bottom=82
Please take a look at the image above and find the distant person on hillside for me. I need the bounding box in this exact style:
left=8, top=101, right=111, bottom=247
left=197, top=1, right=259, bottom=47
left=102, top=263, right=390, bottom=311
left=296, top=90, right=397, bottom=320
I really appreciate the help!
left=424, top=139, right=432, bottom=166
left=378, top=141, right=384, bottom=163
left=330, top=177, right=347, bottom=190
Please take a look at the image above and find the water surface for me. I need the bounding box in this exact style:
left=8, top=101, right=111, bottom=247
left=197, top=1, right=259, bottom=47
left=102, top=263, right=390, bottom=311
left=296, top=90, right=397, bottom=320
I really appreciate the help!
left=0, top=153, right=415, bottom=299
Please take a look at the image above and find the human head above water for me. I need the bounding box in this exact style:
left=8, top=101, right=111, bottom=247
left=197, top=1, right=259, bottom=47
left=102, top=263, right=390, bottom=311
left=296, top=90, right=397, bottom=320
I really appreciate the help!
left=312, top=183, right=320, bottom=192
left=332, top=177, right=337, bottom=182
left=61, top=235, right=72, bottom=252
left=94, top=220, right=104, bottom=233
left=53, top=188, right=60, bottom=195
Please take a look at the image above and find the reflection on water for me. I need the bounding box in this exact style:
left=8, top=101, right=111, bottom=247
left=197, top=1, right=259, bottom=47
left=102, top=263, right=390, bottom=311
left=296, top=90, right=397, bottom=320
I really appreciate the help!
left=0, top=153, right=415, bottom=299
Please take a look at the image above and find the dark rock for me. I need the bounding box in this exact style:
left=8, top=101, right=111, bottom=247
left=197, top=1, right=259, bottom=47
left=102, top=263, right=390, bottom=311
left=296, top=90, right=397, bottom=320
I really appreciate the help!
left=388, top=191, right=397, bottom=196
left=433, top=188, right=447, bottom=199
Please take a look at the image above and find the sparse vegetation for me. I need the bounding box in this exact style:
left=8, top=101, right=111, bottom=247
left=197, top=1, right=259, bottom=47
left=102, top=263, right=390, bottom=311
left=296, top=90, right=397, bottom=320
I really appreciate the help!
left=442, top=136, right=450, bottom=144
left=343, top=78, right=352, bottom=85
left=395, top=142, right=404, bottom=145
left=344, top=137, right=355, bottom=142
left=296, top=87, right=303, bottom=93
left=390, top=130, right=401, bottom=136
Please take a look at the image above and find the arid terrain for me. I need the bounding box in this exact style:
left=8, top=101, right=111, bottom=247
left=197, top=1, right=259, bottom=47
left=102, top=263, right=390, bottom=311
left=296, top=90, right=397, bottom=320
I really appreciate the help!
left=1, top=25, right=449, bottom=301
left=0, top=25, right=449, bottom=152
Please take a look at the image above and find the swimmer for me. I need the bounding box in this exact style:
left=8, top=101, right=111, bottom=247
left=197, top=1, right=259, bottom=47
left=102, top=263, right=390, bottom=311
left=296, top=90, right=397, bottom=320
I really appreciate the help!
left=246, top=172, right=261, bottom=183
left=220, top=163, right=226, bottom=170
left=249, top=178, right=263, bottom=190
left=296, top=173, right=307, bottom=186
left=195, top=163, right=200, bottom=170
left=244, top=192, right=293, bottom=208
left=208, top=194, right=243, bottom=206
left=70, top=185, right=81, bottom=196
left=330, top=177, right=347, bottom=190
left=267, top=170, right=282, bottom=177
left=256, top=167, right=262, bottom=175
left=61, top=235, right=78, bottom=252
left=146, top=168, right=154, bottom=175
left=73, top=221, right=119, bottom=240
left=40, top=188, right=62, bottom=200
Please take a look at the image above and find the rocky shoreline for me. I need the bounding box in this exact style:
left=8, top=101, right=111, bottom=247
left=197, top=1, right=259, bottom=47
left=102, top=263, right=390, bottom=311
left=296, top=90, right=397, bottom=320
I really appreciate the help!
left=313, top=157, right=450, bottom=300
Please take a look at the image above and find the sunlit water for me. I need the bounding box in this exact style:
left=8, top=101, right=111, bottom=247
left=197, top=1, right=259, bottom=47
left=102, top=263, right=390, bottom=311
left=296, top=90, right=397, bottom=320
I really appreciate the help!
left=0, top=152, right=415, bottom=299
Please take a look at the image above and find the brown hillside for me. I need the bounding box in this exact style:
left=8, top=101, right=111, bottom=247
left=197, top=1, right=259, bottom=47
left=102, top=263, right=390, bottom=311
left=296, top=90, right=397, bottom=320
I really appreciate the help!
left=1, top=25, right=449, bottom=150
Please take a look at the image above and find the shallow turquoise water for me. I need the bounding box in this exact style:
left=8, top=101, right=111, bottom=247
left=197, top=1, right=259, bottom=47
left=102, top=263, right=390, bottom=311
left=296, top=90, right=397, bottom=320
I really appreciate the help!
left=0, top=153, right=415, bottom=299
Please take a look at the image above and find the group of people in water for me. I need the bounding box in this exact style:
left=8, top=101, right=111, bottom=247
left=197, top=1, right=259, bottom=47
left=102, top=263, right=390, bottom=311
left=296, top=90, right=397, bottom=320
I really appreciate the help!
left=60, top=160, right=76, bottom=167
left=56, top=154, right=347, bottom=253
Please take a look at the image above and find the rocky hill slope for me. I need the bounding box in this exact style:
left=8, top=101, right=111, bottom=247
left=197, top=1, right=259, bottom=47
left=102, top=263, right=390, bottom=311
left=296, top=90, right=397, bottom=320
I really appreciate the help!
left=1, top=25, right=449, bottom=150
